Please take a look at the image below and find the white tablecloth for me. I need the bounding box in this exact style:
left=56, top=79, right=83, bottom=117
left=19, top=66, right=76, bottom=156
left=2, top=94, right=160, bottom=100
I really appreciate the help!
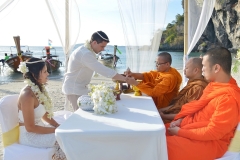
left=56, top=94, right=168, bottom=160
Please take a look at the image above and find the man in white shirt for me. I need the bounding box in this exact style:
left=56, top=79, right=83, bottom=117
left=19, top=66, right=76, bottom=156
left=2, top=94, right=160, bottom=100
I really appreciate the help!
left=62, top=31, right=126, bottom=110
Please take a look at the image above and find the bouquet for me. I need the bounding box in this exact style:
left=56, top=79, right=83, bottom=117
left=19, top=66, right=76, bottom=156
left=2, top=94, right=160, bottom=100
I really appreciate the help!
left=88, top=83, right=117, bottom=114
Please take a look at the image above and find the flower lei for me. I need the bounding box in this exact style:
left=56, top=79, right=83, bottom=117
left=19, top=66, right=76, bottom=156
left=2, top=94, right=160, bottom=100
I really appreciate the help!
left=24, top=79, right=54, bottom=119
left=18, top=62, right=29, bottom=73
left=88, top=83, right=117, bottom=114
left=84, top=40, right=95, bottom=53
left=18, top=62, right=53, bottom=119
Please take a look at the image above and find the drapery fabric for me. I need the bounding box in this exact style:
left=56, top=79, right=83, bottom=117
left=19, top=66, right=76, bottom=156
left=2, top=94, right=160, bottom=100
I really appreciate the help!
left=45, top=0, right=80, bottom=72
left=45, top=0, right=80, bottom=110
left=0, top=0, right=19, bottom=20
left=183, top=0, right=215, bottom=85
left=117, top=0, right=170, bottom=73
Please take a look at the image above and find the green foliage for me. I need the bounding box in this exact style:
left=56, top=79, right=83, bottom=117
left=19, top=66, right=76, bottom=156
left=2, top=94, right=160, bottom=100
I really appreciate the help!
left=200, top=42, right=207, bottom=47
left=161, top=13, right=184, bottom=47
left=232, top=60, right=240, bottom=73
left=216, top=0, right=225, bottom=4
left=175, top=14, right=184, bottom=25
left=232, top=49, right=240, bottom=73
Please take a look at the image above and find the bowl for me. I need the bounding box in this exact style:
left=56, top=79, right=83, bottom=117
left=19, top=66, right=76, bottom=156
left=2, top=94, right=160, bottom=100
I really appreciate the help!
left=77, top=95, right=94, bottom=110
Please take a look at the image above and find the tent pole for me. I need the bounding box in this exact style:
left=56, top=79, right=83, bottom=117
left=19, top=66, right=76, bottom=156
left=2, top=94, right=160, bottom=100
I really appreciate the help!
left=184, top=0, right=188, bottom=56
left=65, top=0, right=70, bottom=72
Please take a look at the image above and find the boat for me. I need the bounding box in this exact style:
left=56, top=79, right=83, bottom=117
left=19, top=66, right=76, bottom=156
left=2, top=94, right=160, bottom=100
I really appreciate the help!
left=5, top=37, right=33, bottom=72
left=41, top=46, right=62, bottom=73
left=98, top=46, right=121, bottom=68
left=98, top=52, right=120, bottom=68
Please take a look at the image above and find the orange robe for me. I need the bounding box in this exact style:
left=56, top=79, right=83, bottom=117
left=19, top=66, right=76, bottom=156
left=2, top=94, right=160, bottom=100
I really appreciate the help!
left=136, top=67, right=182, bottom=109
left=166, top=78, right=240, bottom=160
left=162, top=77, right=208, bottom=123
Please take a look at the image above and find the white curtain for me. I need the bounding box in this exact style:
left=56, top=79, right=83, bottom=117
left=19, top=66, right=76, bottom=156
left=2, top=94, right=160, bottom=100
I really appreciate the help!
left=45, top=0, right=80, bottom=111
left=183, top=0, right=215, bottom=85
left=117, top=0, right=169, bottom=73
left=0, top=0, right=19, bottom=20
left=45, top=0, right=81, bottom=71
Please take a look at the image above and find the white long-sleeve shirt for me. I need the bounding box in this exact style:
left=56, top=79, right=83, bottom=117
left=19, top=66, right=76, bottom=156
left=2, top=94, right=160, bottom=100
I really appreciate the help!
left=62, top=46, right=117, bottom=95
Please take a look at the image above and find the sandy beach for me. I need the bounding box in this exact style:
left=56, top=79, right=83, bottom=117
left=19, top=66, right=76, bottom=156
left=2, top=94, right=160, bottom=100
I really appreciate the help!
left=0, top=71, right=240, bottom=159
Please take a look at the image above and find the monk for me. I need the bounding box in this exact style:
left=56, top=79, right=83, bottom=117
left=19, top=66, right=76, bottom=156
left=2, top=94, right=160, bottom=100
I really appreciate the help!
left=166, top=47, right=240, bottom=160
left=159, top=57, right=208, bottom=123
left=125, top=52, right=182, bottom=109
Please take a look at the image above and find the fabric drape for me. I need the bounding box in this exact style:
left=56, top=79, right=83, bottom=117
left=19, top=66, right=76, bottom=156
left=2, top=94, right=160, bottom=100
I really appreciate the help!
left=183, top=0, right=216, bottom=85
left=117, top=0, right=170, bottom=73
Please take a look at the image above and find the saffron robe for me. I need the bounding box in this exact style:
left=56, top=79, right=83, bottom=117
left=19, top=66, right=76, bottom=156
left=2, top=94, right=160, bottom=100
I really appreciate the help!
left=136, top=67, right=182, bottom=109
left=167, top=78, right=240, bottom=160
left=162, top=77, right=208, bottom=123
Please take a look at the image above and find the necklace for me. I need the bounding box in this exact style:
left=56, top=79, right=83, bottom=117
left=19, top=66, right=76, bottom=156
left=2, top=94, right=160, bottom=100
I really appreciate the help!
left=84, top=40, right=95, bottom=53
left=24, top=79, right=53, bottom=119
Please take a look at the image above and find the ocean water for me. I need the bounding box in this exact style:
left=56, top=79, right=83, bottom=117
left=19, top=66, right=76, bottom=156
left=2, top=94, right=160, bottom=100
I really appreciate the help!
left=0, top=45, right=201, bottom=82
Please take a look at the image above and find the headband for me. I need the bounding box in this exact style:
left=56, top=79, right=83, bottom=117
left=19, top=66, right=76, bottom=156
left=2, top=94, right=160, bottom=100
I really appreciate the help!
left=18, top=59, right=45, bottom=73
left=96, top=31, right=109, bottom=41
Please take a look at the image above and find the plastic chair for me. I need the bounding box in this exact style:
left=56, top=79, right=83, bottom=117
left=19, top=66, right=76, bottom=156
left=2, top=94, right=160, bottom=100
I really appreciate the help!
left=0, top=94, right=72, bottom=160
left=216, top=122, right=240, bottom=160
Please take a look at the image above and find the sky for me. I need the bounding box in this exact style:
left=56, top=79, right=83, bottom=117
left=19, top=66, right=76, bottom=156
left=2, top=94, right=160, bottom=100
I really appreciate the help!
left=0, top=0, right=183, bottom=47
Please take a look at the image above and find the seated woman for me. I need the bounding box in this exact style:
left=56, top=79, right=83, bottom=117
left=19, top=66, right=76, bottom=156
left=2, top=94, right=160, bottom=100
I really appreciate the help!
left=17, top=58, right=66, bottom=160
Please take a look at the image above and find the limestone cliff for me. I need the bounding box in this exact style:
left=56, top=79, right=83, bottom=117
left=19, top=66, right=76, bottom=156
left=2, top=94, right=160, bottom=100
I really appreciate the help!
left=159, top=0, right=240, bottom=53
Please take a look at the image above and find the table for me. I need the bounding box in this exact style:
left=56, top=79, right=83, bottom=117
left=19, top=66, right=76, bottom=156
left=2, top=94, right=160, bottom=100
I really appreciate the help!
left=56, top=94, right=168, bottom=160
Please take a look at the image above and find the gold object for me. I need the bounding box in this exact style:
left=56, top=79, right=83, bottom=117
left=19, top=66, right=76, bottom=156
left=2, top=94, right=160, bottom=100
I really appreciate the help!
left=115, top=81, right=120, bottom=90
left=132, top=85, right=142, bottom=96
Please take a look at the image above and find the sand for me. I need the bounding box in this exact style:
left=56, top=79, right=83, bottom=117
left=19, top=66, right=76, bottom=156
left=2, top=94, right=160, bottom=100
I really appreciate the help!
left=0, top=72, right=240, bottom=159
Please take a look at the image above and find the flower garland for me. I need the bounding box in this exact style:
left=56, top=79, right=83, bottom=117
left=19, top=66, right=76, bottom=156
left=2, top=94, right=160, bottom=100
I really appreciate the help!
left=24, top=79, right=54, bottom=119
left=18, top=62, right=53, bottom=118
left=88, top=83, right=117, bottom=114
left=84, top=40, right=95, bottom=53
left=18, top=62, right=29, bottom=73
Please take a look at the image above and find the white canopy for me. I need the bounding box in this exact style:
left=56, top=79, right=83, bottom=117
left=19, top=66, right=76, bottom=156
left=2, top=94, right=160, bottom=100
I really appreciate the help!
left=117, top=0, right=170, bottom=72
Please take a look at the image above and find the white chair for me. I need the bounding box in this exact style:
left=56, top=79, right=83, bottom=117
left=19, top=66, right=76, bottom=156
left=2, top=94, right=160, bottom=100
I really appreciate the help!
left=0, top=94, right=72, bottom=160
left=216, top=122, right=240, bottom=160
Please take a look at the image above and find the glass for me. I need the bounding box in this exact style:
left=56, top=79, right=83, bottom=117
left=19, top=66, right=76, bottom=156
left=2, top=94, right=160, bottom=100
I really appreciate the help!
left=155, top=61, right=167, bottom=66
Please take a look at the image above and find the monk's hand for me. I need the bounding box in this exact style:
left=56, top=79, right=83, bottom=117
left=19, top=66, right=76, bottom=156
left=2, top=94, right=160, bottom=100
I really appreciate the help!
left=167, top=126, right=180, bottom=136
left=169, top=118, right=182, bottom=128
left=159, top=110, right=166, bottom=119
left=126, top=77, right=139, bottom=86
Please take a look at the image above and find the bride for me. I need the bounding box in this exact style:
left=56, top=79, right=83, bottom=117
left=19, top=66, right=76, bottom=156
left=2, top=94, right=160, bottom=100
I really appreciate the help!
left=17, top=58, right=66, bottom=160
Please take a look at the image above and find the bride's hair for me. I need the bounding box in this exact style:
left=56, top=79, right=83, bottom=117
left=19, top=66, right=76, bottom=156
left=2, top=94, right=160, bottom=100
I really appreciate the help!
left=24, top=58, right=46, bottom=92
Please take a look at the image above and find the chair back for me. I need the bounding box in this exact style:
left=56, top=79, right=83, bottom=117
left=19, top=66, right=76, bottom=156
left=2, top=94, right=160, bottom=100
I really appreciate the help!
left=216, top=122, right=240, bottom=160
left=0, top=94, right=19, bottom=147
left=228, top=122, right=240, bottom=152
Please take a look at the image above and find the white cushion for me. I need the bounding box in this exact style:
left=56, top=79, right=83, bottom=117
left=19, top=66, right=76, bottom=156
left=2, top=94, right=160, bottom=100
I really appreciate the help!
left=4, top=143, right=54, bottom=160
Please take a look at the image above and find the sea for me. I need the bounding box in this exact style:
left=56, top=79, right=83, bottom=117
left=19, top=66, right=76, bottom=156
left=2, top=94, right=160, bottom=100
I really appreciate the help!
left=0, top=45, right=202, bottom=82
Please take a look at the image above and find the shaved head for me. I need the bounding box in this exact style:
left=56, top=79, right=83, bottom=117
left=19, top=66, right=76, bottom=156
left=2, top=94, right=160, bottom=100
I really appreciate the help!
left=189, top=57, right=203, bottom=69
left=184, top=57, right=203, bottom=80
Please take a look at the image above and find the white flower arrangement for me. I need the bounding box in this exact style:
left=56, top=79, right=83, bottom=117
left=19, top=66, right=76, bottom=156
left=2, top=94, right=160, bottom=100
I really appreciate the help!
left=88, top=83, right=117, bottom=114
left=24, top=79, right=54, bottom=119
left=84, top=40, right=95, bottom=53
left=18, top=62, right=29, bottom=73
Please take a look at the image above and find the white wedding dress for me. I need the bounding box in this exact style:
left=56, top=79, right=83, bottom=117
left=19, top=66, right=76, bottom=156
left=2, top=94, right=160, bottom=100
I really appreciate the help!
left=18, top=104, right=67, bottom=159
